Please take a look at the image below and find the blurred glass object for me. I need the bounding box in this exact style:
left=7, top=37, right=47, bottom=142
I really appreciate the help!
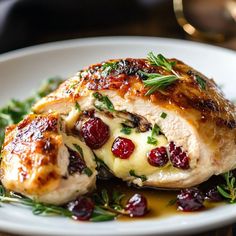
left=173, top=0, right=236, bottom=42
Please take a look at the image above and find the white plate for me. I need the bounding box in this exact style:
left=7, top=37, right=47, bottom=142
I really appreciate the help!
left=0, top=37, right=236, bottom=236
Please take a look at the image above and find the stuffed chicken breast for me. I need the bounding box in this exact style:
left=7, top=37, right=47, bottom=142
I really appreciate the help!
left=33, top=53, right=236, bottom=189
left=0, top=113, right=97, bottom=204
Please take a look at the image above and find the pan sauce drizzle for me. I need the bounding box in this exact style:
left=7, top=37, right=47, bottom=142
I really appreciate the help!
left=96, top=179, right=224, bottom=221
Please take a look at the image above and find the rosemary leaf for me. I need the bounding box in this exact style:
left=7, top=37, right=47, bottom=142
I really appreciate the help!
left=195, top=75, right=206, bottom=90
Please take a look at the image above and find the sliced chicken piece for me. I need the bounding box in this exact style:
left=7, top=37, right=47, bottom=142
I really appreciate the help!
left=0, top=113, right=97, bottom=205
left=33, top=57, right=236, bottom=188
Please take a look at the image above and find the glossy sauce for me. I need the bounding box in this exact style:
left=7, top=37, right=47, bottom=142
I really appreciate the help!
left=96, top=179, right=224, bottom=221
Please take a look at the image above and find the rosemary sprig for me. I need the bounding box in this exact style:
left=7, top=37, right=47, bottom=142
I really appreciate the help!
left=0, top=184, right=128, bottom=222
left=147, top=52, right=179, bottom=77
left=139, top=71, right=178, bottom=96
left=217, top=171, right=236, bottom=203
left=92, top=188, right=127, bottom=221
left=139, top=52, right=180, bottom=95
left=0, top=187, right=72, bottom=217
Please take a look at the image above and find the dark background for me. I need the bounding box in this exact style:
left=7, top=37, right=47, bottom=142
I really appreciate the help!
left=0, top=0, right=187, bottom=54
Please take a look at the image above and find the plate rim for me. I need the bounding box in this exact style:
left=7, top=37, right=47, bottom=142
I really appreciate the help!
left=0, top=36, right=235, bottom=62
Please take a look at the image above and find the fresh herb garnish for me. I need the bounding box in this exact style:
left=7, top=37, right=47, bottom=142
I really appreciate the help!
left=217, top=171, right=236, bottom=203
left=73, top=144, right=93, bottom=177
left=147, top=52, right=178, bottom=77
left=147, top=124, right=160, bottom=145
left=92, top=188, right=127, bottom=221
left=120, top=124, right=132, bottom=135
left=73, top=144, right=84, bottom=158
left=0, top=77, right=63, bottom=150
left=82, top=167, right=93, bottom=177
left=129, top=169, right=147, bottom=182
left=93, top=92, right=115, bottom=112
left=139, top=52, right=181, bottom=95
left=75, top=102, right=81, bottom=112
left=0, top=186, right=72, bottom=217
left=195, top=75, right=207, bottom=90
left=139, top=71, right=178, bottom=96
left=101, top=61, right=119, bottom=77
left=160, top=112, right=167, bottom=119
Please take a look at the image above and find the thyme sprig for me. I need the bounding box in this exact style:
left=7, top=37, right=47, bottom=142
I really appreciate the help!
left=139, top=52, right=180, bottom=95
left=217, top=171, right=236, bottom=203
left=147, top=52, right=179, bottom=77
left=0, top=184, right=129, bottom=222
left=92, top=189, right=127, bottom=221
left=0, top=186, right=72, bottom=217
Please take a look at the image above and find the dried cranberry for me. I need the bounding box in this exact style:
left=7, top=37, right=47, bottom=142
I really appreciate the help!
left=125, top=194, right=148, bottom=217
left=111, top=137, right=135, bottom=159
left=177, top=188, right=204, bottom=211
left=67, top=196, right=94, bottom=221
left=169, top=142, right=189, bottom=169
left=147, top=146, right=168, bottom=167
left=204, top=186, right=223, bottom=202
left=81, top=117, right=110, bottom=149
left=67, top=147, right=86, bottom=175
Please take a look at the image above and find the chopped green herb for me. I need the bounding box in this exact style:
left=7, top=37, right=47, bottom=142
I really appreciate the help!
left=93, top=152, right=110, bottom=171
left=195, top=75, right=206, bottom=90
left=93, top=92, right=114, bottom=112
left=147, top=124, right=160, bottom=145
left=147, top=136, right=158, bottom=145
left=120, top=124, right=132, bottom=135
left=129, top=169, right=147, bottom=182
left=101, top=61, right=119, bottom=77
left=82, top=167, right=93, bottom=177
left=160, top=112, right=167, bottom=119
left=217, top=171, right=236, bottom=203
left=75, top=102, right=81, bottom=112
left=73, top=144, right=84, bottom=158
left=139, top=71, right=178, bottom=96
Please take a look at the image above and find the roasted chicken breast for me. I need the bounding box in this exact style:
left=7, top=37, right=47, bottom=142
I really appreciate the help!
left=33, top=56, right=236, bottom=189
left=0, top=113, right=97, bottom=204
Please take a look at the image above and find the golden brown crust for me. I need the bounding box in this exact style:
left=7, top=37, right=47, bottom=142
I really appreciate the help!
left=34, top=58, right=236, bottom=131
left=1, top=114, right=62, bottom=195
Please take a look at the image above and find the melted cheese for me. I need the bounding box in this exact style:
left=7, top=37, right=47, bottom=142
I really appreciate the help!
left=94, top=114, right=168, bottom=180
